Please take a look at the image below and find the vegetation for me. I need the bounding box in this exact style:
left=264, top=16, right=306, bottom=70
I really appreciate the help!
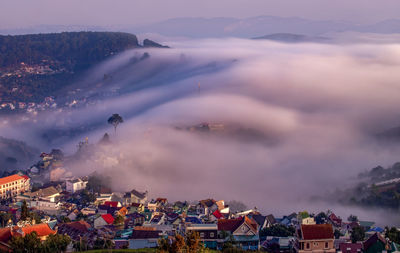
left=0, top=32, right=140, bottom=104
left=385, top=227, right=400, bottom=244
left=108, top=114, right=124, bottom=135
left=158, top=231, right=203, bottom=253
left=260, top=224, right=295, bottom=237
left=351, top=226, right=365, bottom=243
left=86, top=172, right=111, bottom=193
left=0, top=32, right=139, bottom=69
left=10, top=231, right=71, bottom=253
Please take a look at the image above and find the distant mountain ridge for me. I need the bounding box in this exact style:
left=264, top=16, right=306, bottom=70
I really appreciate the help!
left=252, top=33, right=329, bottom=43
left=3, top=16, right=400, bottom=38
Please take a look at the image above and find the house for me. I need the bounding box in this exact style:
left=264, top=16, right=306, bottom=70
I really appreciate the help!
left=328, top=213, right=342, bottom=227
left=13, top=223, right=56, bottom=241
left=23, top=186, right=60, bottom=202
left=197, top=199, right=218, bottom=216
left=155, top=198, right=168, bottom=206
left=187, top=224, right=218, bottom=249
left=129, top=203, right=145, bottom=213
left=295, top=224, right=335, bottom=253
left=0, top=227, right=13, bottom=252
left=363, top=232, right=389, bottom=253
left=215, top=200, right=230, bottom=214
left=124, top=189, right=148, bottom=205
left=251, top=214, right=269, bottom=231
left=128, top=229, right=161, bottom=249
left=218, top=216, right=260, bottom=250
left=338, top=242, right=363, bottom=253
left=302, top=217, right=316, bottom=225
left=266, top=214, right=277, bottom=227
left=65, top=178, right=88, bottom=193
left=125, top=213, right=145, bottom=228
left=94, top=214, right=114, bottom=228
left=0, top=174, right=30, bottom=199
left=57, top=220, right=92, bottom=241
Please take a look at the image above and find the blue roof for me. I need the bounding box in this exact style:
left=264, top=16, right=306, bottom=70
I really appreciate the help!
left=368, top=227, right=384, bottom=233
left=185, top=217, right=202, bottom=224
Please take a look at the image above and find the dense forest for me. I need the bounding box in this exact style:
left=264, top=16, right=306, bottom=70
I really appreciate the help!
left=0, top=32, right=162, bottom=105
left=0, top=32, right=140, bottom=69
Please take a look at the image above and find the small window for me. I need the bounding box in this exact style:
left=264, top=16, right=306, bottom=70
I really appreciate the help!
left=200, top=232, right=204, bottom=238
left=325, top=242, right=329, bottom=249
left=306, top=243, right=310, bottom=249
left=210, top=232, right=214, bottom=237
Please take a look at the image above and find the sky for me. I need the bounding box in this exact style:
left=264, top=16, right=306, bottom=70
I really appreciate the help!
left=1, top=0, right=400, bottom=29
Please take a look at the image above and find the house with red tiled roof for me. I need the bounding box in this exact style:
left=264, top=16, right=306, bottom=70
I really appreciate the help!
left=94, top=214, right=115, bottom=228
left=0, top=227, right=13, bottom=252
left=217, top=216, right=260, bottom=250
left=0, top=174, right=30, bottom=199
left=13, top=223, right=56, bottom=241
left=295, top=224, right=335, bottom=253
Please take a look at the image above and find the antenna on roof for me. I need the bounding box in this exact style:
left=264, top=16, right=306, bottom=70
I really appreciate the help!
left=197, top=82, right=201, bottom=94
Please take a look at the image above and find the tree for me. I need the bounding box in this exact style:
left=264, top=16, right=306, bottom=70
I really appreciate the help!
left=315, top=212, right=328, bottom=224
left=11, top=232, right=42, bottom=253
left=334, top=229, right=342, bottom=239
left=113, top=215, right=125, bottom=225
left=351, top=226, right=365, bottom=243
left=172, top=234, right=186, bottom=253
left=107, top=113, right=124, bottom=135
left=348, top=214, right=358, bottom=222
left=43, top=234, right=71, bottom=252
left=185, top=231, right=203, bottom=253
left=21, top=200, right=30, bottom=221
left=386, top=227, right=400, bottom=244
left=260, top=224, right=295, bottom=237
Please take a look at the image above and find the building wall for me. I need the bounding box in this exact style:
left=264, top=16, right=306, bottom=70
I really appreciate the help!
left=298, top=239, right=335, bottom=253
left=0, top=178, right=27, bottom=199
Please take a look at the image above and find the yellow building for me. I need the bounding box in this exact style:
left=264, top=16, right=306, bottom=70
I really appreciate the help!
left=0, top=174, right=30, bottom=199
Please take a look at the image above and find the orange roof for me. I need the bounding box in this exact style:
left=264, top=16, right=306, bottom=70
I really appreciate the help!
left=20, top=224, right=56, bottom=237
left=0, top=174, right=24, bottom=185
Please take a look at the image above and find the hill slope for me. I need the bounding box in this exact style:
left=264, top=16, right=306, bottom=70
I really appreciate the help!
left=0, top=32, right=166, bottom=108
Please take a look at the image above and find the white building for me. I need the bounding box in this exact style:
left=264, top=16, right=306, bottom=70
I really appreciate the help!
left=0, top=174, right=30, bottom=199
left=66, top=178, right=88, bottom=193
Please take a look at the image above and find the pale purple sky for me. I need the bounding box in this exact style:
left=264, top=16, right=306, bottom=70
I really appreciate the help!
left=1, top=0, right=400, bottom=29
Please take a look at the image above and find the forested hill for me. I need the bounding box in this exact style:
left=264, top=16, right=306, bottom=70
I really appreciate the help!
left=0, top=32, right=140, bottom=70
left=0, top=32, right=166, bottom=108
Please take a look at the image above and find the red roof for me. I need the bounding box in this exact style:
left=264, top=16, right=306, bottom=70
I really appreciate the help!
left=101, top=214, right=114, bottom=224
left=64, top=221, right=91, bottom=232
left=213, top=210, right=223, bottom=219
left=0, top=174, right=24, bottom=185
left=0, top=228, right=12, bottom=243
left=218, top=218, right=243, bottom=232
left=21, top=175, right=29, bottom=181
left=104, top=201, right=118, bottom=208
left=301, top=224, right=334, bottom=240
left=20, top=224, right=56, bottom=237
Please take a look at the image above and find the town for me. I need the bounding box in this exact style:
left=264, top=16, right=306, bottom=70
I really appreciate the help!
left=0, top=148, right=398, bottom=253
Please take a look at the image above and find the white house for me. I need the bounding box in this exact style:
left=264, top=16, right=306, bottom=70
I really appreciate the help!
left=66, top=178, right=88, bottom=193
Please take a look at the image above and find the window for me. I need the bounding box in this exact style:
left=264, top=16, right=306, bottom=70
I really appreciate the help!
left=200, top=232, right=204, bottom=238
left=325, top=242, right=329, bottom=249
left=306, top=243, right=310, bottom=249
left=210, top=232, right=214, bottom=237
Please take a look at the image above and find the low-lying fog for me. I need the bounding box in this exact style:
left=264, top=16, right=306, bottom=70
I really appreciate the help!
left=2, top=37, right=400, bottom=225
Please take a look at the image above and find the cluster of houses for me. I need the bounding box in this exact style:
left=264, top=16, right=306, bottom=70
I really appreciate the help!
left=0, top=171, right=398, bottom=252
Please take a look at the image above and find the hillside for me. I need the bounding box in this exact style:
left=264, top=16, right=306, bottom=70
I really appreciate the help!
left=0, top=32, right=166, bottom=109
left=0, top=136, right=40, bottom=172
